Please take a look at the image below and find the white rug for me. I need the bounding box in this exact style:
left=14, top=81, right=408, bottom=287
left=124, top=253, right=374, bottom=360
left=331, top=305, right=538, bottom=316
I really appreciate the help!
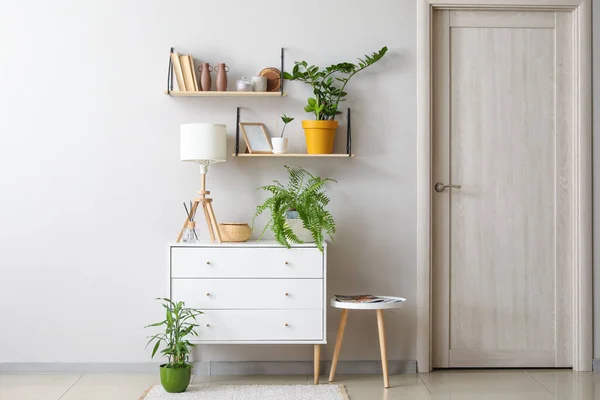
left=140, top=384, right=349, bottom=400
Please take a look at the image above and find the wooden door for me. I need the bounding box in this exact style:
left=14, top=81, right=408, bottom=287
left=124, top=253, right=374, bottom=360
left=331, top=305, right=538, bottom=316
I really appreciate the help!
left=432, top=10, right=574, bottom=368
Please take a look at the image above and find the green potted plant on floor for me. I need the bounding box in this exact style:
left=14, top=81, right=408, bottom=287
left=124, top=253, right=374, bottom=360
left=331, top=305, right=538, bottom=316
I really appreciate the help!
left=145, top=298, right=203, bottom=393
left=254, top=165, right=336, bottom=252
left=282, top=47, right=388, bottom=154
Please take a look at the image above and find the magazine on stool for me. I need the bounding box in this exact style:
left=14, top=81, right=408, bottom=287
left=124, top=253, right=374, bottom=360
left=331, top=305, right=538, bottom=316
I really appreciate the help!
left=334, top=294, right=403, bottom=304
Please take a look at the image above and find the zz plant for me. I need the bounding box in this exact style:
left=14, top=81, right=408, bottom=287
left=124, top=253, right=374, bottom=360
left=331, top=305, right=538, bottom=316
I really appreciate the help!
left=282, top=46, right=387, bottom=120
left=145, top=298, right=203, bottom=369
left=254, top=166, right=336, bottom=252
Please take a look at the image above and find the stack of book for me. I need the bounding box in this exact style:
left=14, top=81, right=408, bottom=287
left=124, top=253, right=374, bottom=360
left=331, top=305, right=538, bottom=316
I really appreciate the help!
left=170, top=52, right=199, bottom=92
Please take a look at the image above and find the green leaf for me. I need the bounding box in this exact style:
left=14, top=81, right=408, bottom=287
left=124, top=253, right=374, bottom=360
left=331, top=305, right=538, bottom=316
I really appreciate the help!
left=282, top=71, right=293, bottom=80
left=307, top=98, right=316, bottom=107
left=151, top=341, right=161, bottom=358
left=145, top=320, right=166, bottom=328
left=281, top=114, right=294, bottom=124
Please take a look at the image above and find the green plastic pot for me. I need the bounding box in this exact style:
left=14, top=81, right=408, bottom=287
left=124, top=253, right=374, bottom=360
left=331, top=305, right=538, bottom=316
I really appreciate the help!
left=159, top=364, right=191, bottom=393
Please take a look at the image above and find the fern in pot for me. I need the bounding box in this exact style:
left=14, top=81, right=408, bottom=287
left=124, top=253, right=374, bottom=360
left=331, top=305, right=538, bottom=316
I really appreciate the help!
left=145, top=298, right=202, bottom=393
left=254, top=166, right=336, bottom=252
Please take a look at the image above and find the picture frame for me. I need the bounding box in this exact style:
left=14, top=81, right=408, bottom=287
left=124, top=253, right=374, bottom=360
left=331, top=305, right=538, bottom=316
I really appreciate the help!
left=239, top=123, right=272, bottom=154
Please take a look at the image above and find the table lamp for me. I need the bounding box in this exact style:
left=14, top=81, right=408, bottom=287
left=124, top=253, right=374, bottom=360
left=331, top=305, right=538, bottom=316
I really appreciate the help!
left=177, top=123, right=227, bottom=243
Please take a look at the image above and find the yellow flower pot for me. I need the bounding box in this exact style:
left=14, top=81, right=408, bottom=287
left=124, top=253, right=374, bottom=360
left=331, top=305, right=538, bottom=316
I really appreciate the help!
left=302, top=120, right=339, bottom=154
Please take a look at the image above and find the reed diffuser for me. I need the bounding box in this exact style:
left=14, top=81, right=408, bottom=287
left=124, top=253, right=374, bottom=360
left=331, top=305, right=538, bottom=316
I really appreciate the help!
left=182, top=201, right=199, bottom=243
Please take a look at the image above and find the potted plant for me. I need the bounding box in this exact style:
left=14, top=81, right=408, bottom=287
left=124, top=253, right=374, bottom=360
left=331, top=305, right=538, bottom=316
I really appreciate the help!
left=254, top=166, right=336, bottom=252
left=282, top=47, right=387, bottom=154
left=272, top=114, right=294, bottom=154
left=145, top=298, right=203, bottom=393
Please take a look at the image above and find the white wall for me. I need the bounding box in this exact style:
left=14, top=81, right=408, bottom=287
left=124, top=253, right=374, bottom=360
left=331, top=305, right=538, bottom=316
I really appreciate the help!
left=0, top=1, right=416, bottom=363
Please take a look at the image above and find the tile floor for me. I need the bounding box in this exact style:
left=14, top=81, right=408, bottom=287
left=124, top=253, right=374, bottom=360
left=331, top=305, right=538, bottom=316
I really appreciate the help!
left=0, top=370, right=599, bottom=399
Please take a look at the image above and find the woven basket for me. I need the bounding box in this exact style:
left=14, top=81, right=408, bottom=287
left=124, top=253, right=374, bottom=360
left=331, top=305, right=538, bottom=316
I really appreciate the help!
left=218, top=223, right=252, bottom=242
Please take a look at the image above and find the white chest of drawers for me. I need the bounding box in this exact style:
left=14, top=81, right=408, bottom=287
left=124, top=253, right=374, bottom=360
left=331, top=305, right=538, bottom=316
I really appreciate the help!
left=169, top=241, right=327, bottom=383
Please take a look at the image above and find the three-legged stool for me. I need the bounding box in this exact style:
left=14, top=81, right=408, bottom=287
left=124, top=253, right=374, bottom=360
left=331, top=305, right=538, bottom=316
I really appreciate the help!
left=328, top=296, right=406, bottom=388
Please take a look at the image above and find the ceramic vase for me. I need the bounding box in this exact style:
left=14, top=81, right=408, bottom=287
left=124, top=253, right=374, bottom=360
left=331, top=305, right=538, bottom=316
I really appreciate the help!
left=215, top=63, right=229, bottom=91
left=199, top=63, right=212, bottom=91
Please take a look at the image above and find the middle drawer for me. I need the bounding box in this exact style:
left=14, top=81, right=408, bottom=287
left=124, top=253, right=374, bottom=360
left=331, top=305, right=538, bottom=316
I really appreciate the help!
left=171, top=278, right=323, bottom=310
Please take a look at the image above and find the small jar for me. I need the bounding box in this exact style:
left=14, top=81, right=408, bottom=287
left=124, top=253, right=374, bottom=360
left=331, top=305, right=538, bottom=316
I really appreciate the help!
left=182, top=221, right=198, bottom=243
left=236, top=77, right=253, bottom=92
left=251, top=76, right=267, bottom=92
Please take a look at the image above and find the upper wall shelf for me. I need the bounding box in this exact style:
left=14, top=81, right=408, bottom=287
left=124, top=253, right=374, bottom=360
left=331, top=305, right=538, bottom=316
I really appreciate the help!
left=166, top=47, right=285, bottom=96
left=164, top=90, right=286, bottom=97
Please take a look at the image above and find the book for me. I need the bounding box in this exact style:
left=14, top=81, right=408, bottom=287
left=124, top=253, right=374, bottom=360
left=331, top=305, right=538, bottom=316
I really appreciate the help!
left=170, top=52, right=186, bottom=91
left=180, top=54, right=196, bottom=92
left=188, top=55, right=199, bottom=91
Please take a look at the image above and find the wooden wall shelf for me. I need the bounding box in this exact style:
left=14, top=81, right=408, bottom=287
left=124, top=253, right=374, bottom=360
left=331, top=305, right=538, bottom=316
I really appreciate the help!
left=166, top=47, right=286, bottom=96
left=232, top=153, right=354, bottom=158
left=165, top=90, right=286, bottom=97
left=235, top=107, right=354, bottom=157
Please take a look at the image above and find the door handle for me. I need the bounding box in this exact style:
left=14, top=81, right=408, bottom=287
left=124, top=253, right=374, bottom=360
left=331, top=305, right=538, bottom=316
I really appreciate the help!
left=435, top=182, right=461, bottom=193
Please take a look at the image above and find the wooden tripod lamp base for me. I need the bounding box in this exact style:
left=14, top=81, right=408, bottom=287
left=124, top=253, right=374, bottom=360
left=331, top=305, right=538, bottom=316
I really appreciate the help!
left=178, top=123, right=227, bottom=243
left=176, top=172, right=222, bottom=243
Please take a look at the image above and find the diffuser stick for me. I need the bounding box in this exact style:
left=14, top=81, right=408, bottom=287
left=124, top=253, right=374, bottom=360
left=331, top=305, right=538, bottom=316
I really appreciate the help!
left=182, top=202, right=199, bottom=240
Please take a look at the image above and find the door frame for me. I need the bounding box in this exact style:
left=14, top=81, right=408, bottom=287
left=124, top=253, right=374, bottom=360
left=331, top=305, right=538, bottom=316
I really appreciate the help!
left=416, top=0, right=593, bottom=372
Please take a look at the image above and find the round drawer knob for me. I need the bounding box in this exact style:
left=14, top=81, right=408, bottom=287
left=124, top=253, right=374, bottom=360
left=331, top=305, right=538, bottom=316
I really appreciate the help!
left=284, top=261, right=289, bottom=265
left=206, top=293, right=210, bottom=296
left=284, top=323, right=289, bottom=327
left=285, top=292, right=289, bottom=296
left=206, top=261, right=211, bottom=265
left=206, top=324, right=210, bottom=327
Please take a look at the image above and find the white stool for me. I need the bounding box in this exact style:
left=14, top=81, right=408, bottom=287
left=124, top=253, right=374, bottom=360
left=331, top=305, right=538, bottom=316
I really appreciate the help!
left=328, top=296, right=406, bottom=388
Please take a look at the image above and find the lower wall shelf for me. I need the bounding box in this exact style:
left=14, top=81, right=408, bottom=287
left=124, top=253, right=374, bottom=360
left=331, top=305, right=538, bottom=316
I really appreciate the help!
left=232, top=153, right=354, bottom=158
left=234, top=107, right=353, bottom=157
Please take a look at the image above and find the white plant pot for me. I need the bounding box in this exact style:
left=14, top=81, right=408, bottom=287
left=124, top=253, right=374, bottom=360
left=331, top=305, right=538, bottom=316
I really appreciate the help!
left=285, top=218, right=314, bottom=243
left=271, top=138, right=288, bottom=154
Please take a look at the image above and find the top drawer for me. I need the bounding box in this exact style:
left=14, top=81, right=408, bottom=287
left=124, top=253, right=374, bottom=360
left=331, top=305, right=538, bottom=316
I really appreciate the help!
left=171, top=247, right=323, bottom=278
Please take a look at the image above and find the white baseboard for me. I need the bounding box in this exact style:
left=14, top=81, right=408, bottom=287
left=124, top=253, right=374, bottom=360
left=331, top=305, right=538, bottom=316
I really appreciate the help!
left=0, top=363, right=170, bottom=374
left=209, top=360, right=416, bottom=375
left=0, top=360, right=416, bottom=375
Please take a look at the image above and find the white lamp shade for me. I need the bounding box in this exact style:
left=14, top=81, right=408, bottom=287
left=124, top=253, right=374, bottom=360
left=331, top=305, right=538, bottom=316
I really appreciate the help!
left=180, top=123, right=227, bottom=162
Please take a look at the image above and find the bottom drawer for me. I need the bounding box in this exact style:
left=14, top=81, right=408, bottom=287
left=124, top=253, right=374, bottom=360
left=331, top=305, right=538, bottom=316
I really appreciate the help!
left=191, top=310, right=323, bottom=342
